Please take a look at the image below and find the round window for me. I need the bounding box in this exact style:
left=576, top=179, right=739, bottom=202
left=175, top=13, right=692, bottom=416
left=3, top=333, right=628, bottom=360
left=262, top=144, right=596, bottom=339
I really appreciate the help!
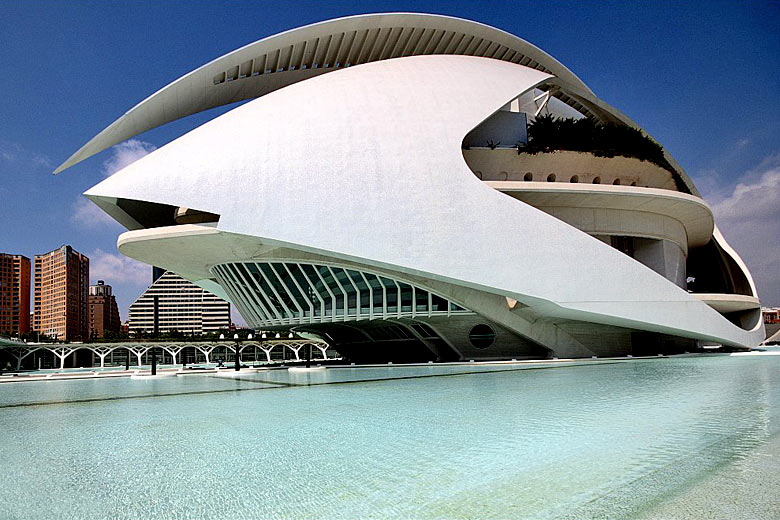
left=469, top=324, right=496, bottom=349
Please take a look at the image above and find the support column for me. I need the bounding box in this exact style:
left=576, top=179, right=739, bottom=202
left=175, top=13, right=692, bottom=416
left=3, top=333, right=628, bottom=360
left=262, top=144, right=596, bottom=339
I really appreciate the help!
left=93, top=347, right=114, bottom=368
left=195, top=345, right=216, bottom=364
left=151, top=295, right=160, bottom=375
left=10, top=347, right=39, bottom=371
left=47, top=347, right=75, bottom=370
left=288, top=345, right=302, bottom=361
left=162, top=346, right=183, bottom=366
left=128, top=347, right=150, bottom=368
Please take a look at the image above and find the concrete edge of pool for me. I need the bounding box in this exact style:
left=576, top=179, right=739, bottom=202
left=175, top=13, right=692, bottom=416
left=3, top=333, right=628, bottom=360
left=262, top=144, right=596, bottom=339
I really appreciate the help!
left=0, top=351, right=776, bottom=384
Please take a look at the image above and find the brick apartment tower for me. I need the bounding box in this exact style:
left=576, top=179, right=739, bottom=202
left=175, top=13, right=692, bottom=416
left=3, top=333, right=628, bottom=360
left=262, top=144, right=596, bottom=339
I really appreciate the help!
left=33, top=246, right=89, bottom=341
left=0, top=253, right=31, bottom=336
left=88, top=280, right=120, bottom=338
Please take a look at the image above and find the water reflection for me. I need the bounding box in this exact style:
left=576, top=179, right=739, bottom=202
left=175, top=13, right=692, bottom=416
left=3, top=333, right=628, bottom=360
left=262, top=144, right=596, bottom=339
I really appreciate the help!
left=0, top=355, right=777, bottom=519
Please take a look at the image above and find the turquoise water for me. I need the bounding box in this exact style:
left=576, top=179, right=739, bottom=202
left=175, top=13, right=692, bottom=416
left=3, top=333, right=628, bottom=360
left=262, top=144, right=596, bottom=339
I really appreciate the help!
left=0, top=356, right=778, bottom=519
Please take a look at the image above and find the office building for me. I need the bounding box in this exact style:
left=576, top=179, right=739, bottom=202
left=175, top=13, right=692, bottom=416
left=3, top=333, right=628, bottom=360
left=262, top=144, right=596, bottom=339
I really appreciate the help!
left=33, top=246, right=89, bottom=341
left=0, top=253, right=30, bottom=336
left=88, top=280, right=120, bottom=338
left=128, top=271, right=230, bottom=335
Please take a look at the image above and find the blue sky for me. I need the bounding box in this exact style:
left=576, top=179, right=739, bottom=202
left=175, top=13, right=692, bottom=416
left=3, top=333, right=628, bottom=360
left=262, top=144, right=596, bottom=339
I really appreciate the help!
left=1, top=1, right=779, bottom=323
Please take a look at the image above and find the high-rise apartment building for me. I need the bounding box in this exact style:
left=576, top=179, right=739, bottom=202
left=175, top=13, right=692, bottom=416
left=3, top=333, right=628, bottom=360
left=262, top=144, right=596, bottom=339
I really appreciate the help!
left=88, top=280, right=120, bottom=338
left=0, top=253, right=31, bottom=336
left=33, top=246, right=89, bottom=341
left=128, top=271, right=230, bottom=335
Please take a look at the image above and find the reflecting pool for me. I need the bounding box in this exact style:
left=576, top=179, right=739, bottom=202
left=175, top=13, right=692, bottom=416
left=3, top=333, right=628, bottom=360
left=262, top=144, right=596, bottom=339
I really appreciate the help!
left=0, top=355, right=778, bottom=519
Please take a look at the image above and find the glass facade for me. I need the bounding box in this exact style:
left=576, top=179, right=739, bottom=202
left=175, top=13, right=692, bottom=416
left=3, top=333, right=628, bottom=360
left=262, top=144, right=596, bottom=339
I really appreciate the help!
left=211, top=262, right=471, bottom=327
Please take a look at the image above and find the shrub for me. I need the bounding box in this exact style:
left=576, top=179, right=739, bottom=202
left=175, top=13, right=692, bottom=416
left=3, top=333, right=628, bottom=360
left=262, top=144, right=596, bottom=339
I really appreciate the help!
left=525, top=115, right=671, bottom=171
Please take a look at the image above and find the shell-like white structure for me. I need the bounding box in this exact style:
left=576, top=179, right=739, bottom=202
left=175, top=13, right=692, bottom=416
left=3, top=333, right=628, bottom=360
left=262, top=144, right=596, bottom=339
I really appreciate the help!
left=62, top=13, right=763, bottom=361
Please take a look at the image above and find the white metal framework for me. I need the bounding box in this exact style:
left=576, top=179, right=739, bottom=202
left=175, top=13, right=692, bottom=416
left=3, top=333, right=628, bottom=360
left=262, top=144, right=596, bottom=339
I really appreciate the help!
left=212, top=262, right=471, bottom=328
left=54, top=13, right=614, bottom=174
left=0, top=339, right=330, bottom=370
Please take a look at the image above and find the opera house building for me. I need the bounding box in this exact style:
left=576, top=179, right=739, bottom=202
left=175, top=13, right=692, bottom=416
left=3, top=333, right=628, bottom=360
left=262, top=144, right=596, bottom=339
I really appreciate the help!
left=57, top=13, right=764, bottom=362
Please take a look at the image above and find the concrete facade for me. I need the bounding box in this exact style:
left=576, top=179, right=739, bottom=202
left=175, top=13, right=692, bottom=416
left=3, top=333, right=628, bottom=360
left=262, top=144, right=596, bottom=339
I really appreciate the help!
left=33, top=246, right=89, bottom=341
left=128, top=271, right=230, bottom=335
left=88, top=281, right=120, bottom=338
left=0, top=254, right=30, bottom=336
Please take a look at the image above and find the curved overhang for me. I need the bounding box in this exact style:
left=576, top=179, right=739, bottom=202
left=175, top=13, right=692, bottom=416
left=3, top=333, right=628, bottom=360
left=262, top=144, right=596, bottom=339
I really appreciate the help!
left=693, top=293, right=761, bottom=314
left=54, top=12, right=592, bottom=174
left=54, top=12, right=700, bottom=196
left=712, top=226, right=759, bottom=298
left=487, top=182, right=714, bottom=251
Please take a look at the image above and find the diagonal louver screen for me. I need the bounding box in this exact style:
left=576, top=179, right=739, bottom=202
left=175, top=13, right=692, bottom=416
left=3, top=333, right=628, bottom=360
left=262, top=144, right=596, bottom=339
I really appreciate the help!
left=211, top=262, right=471, bottom=328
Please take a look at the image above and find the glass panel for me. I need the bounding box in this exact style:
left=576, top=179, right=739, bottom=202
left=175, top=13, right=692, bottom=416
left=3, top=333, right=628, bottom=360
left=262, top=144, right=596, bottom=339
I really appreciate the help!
left=431, top=294, right=449, bottom=312
left=301, top=264, right=332, bottom=315
left=319, top=266, right=344, bottom=316
left=346, top=270, right=370, bottom=312
left=271, top=264, right=308, bottom=318
left=365, top=273, right=384, bottom=311
left=332, top=268, right=358, bottom=316
left=415, top=287, right=428, bottom=312
left=248, top=263, right=288, bottom=319
left=380, top=277, right=398, bottom=312
left=234, top=263, right=279, bottom=320
left=217, top=265, right=264, bottom=324
left=261, top=263, right=300, bottom=319
left=392, top=325, right=414, bottom=339
left=287, top=264, right=320, bottom=317
left=399, top=282, right=413, bottom=313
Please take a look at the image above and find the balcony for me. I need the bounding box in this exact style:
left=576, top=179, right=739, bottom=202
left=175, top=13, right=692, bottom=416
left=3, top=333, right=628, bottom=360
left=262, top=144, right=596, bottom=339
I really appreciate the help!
left=464, top=149, right=678, bottom=190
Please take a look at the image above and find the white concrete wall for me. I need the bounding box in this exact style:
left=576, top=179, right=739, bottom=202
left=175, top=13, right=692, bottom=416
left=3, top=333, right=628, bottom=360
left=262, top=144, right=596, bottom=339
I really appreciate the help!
left=464, top=149, right=677, bottom=189
left=88, top=55, right=764, bottom=349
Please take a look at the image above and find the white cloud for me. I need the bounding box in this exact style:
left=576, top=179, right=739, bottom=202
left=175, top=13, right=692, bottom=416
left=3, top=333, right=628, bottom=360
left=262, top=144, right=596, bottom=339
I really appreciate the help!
left=89, top=248, right=150, bottom=287
left=70, top=139, right=157, bottom=229
left=71, top=197, right=120, bottom=229
left=101, top=139, right=156, bottom=177
left=710, top=166, right=780, bottom=223
left=30, top=153, right=53, bottom=169
left=0, top=142, right=20, bottom=162
left=0, top=139, right=52, bottom=170
left=88, top=249, right=152, bottom=321
left=707, top=154, right=780, bottom=305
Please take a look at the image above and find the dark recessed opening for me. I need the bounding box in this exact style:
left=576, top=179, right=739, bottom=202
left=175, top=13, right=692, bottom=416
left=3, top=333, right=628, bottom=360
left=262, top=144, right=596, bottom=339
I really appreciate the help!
left=469, top=324, right=496, bottom=349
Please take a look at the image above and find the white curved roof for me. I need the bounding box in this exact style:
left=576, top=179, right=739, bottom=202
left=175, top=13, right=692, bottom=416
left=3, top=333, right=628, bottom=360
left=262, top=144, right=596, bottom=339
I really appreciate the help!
left=84, top=54, right=763, bottom=348
left=56, top=11, right=698, bottom=196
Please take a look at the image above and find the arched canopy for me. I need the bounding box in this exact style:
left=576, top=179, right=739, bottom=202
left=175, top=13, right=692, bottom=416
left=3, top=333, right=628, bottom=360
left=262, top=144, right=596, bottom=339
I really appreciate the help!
left=55, top=12, right=671, bottom=178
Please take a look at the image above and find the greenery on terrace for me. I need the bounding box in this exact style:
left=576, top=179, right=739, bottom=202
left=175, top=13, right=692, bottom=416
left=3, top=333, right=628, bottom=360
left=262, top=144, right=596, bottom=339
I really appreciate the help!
left=523, top=115, right=674, bottom=174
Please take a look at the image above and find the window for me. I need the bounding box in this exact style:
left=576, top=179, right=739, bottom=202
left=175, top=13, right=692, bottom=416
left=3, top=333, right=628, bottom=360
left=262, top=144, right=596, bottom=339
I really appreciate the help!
left=610, top=236, right=634, bottom=257
left=469, top=324, right=496, bottom=349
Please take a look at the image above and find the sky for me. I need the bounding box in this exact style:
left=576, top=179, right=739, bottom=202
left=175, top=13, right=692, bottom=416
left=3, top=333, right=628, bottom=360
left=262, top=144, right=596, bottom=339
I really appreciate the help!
left=1, top=1, right=779, bottom=325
